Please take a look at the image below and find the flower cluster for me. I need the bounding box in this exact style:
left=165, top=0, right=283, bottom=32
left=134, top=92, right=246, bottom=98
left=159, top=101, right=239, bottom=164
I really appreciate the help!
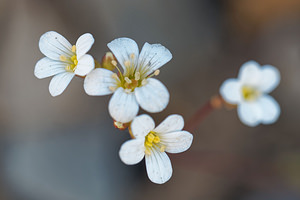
left=34, top=32, right=193, bottom=184
left=34, top=31, right=281, bottom=184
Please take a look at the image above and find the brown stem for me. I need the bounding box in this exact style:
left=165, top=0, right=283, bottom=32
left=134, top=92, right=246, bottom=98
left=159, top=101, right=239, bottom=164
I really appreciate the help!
left=184, top=95, right=224, bottom=132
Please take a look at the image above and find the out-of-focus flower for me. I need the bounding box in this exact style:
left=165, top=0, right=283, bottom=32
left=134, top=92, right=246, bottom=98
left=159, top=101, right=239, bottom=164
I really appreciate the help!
left=220, top=61, right=280, bottom=127
left=119, top=114, right=193, bottom=184
left=84, top=38, right=172, bottom=123
left=35, top=31, right=95, bottom=96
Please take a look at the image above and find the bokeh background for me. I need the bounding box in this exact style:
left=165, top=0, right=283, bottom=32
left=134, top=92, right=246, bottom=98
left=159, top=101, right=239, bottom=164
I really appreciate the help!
left=0, top=0, right=300, bottom=199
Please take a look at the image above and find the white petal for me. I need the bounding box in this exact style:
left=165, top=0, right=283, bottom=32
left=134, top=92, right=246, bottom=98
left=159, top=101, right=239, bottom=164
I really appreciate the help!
left=219, top=78, right=242, bottom=104
left=137, top=42, right=172, bottom=76
left=74, top=54, right=95, bottom=76
left=107, top=38, right=139, bottom=71
left=238, top=61, right=262, bottom=86
left=34, top=57, right=66, bottom=79
left=39, top=31, right=73, bottom=60
left=84, top=68, right=116, bottom=96
left=119, top=139, right=145, bottom=165
left=131, top=114, right=155, bottom=138
left=259, top=65, right=280, bottom=93
left=160, top=131, right=193, bottom=154
left=257, top=95, right=280, bottom=124
left=153, top=114, right=184, bottom=133
left=135, top=78, right=169, bottom=113
left=76, top=33, right=95, bottom=59
left=145, top=149, right=172, bottom=184
left=237, top=102, right=262, bottom=127
left=49, top=72, right=75, bottom=97
left=108, top=87, right=139, bottom=123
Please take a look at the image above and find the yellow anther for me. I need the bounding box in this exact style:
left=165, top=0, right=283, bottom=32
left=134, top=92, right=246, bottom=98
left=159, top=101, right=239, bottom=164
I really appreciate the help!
left=71, top=55, right=77, bottom=61
left=153, top=136, right=160, bottom=143
left=160, top=145, right=166, bottom=152
left=109, top=86, right=116, bottom=92
left=111, top=73, right=118, bottom=79
left=130, top=53, right=135, bottom=59
left=71, top=45, right=76, bottom=53
left=145, top=149, right=151, bottom=155
left=73, top=59, right=78, bottom=65
left=145, top=140, right=153, bottom=147
left=124, top=89, right=131, bottom=93
left=124, top=60, right=131, bottom=67
left=125, top=77, right=132, bottom=84
left=147, top=133, right=155, bottom=143
left=111, top=60, right=118, bottom=66
left=60, top=55, right=67, bottom=62
left=141, top=79, right=147, bottom=86
left=154, top=70, right=160, bottom=76
left=135, top=72, right=140, bottom=81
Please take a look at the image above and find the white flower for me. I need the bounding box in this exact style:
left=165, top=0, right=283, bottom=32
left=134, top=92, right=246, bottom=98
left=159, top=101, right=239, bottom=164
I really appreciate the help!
left=84, top=38, right=172, bottom=123
left=35, top=31, right=95, bottom=96
left=119, top=114, right=193, bottom=184
left=220, top=61, right=281, bottom=127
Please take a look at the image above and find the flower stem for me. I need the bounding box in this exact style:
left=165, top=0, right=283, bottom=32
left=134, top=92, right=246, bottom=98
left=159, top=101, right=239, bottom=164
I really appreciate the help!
left=184, top=95, right=224, bottom=132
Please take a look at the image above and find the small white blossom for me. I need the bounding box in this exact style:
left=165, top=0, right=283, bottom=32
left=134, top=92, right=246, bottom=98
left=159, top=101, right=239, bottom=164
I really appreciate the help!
left=220, top=61, right=281, bottom=127
left=119, top=114, right=193, bottom=184
left=35, top=31, right=95, bottom=96
left=84, top=38, right=172, bottom=123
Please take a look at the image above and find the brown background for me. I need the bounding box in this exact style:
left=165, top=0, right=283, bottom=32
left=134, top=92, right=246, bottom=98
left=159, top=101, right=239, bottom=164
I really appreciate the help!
left=0, top=0, right=300, bottom=199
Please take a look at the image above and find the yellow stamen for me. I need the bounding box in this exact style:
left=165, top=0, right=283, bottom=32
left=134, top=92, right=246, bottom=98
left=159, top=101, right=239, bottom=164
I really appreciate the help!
left=124, top=60, right=131, bottom=67
left=145, top=141, right=153, bottom=147
left=130, top=53, right=135, bottom=59
left=147, top=133, right=155, bottom=143
left=160, top=145, right=166, bottom=152
left=154, top=70, right=160, bottom=76
left=71, top=45, right=76, bottom=53
left=141, top=79, right=147, bottom=86
left=109, top=86, right=116, bottom=92
left=153, top=136, right=160, bottom=143
left=111, top=60, right=117, bottom=66
left=60, top=55, right=67, bottom=62
left=125, top=77, right=132, bottom=84
left=145, top=149, right=151, bottom=155
left=135, top=72, right=140, bottom=81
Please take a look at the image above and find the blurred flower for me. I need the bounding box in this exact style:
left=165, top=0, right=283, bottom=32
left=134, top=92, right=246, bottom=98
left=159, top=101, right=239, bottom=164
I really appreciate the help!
left=84, top=38, right=172, bottom=123
left=220, top=61, right=280, bottom=126
left=35, top=31, right=95, bottom=96
left=119, top=114, right=193, bottom=184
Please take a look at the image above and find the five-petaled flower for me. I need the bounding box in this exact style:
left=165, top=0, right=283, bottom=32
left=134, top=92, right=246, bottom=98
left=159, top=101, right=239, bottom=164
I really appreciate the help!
left=220, top=61, right=281, bottom=127
left=119, top=114, right=193, bottom=184
left=84, top=37, right=172, bottom=123
left=35, top=31, right=95, bottom=96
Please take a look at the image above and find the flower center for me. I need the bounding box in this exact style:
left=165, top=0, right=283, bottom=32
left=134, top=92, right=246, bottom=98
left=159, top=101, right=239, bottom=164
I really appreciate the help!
left=144, top=131, right=166, bottom=155
left=242, top=85, right=260, bottom=101
left=109, top=53, right=160, bottom=93
left=60, top=45, right=78, bottom=72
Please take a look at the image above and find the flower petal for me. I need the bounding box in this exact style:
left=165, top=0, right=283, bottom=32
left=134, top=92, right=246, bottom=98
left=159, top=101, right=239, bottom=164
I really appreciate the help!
left=258, top=95, right=280, bottom=124
left=237, top=101, right=262, bottom=127
left=135, top=78, right=169, bottom=113
left=259, top=65, right=280, bottom=93
left=145, top=149, right=172, bottom=184
left=131, top=114, right=155, bottom=138
left=49, top=72, right=75, bottom=97
left=39, top=31, right=73, bottom=60
left=160, top=131, right=193, bottom=154
left=108, top=87, right=139, bottom=123
left=74, top=54, right=95, bottom=76
left=84, top=68, right=116, bottom=96
left=34, top=57, right=66, bottom=79
left=137, top=42, right=172, bottom=76
left=153, top=114, right=184, bottom=133
left=219, top=78, right=242, bottom=104
left=238, top=61, right=262, bottom=86
left=119, top=138, right=145, bottom=165
left=107, top=38, right=139, bottom=71
left=76, top=33, right=95, bottom=59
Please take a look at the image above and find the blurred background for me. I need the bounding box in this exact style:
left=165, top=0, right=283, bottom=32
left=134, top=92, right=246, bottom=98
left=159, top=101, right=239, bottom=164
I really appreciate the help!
left=0, top=0, right=300, bottom=199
